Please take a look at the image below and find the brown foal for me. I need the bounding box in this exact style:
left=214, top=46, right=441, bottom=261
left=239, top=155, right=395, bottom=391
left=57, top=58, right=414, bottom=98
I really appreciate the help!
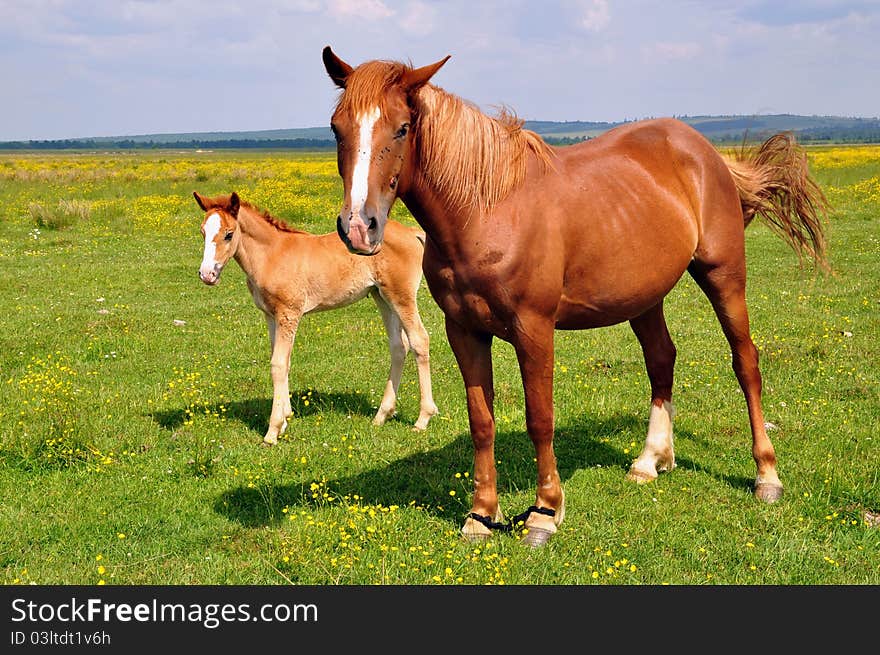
left=194, top=191, right=438, bottom=444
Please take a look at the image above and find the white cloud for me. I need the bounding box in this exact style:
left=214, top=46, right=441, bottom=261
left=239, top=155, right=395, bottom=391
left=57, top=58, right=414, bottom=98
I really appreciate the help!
left=327, top=0, right=394, bottom=21
left=399, top=1, right=437, bottom=37
left=643, top=41, right=703, bottom=61
left=578, top=0, right=610, bottom=32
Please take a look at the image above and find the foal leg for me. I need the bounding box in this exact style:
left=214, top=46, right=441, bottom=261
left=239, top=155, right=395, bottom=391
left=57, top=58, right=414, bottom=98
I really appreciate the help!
left=689, top=261, right=783, bottom=502
left=627, top=302, right=677, bottom=483
left=264, top=312, right=300, bottom=446
left=264, top=314, right=292, bottom=422
left=376, top=286, right=438, bottom=430
left=370, top=290, right=408, bottom=427
left=512, top=319, right=565, bottom=547
left=445, top=318, right=503, bottom=541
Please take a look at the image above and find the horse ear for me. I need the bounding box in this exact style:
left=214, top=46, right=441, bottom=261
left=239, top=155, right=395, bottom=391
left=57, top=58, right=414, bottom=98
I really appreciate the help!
left=323, top=46, right=354, bottom=88
left=229, top=192, right=240, bottom=217
left=403, top=55, right=451, bottom=93
left=193, top=191, right=209, bottom=211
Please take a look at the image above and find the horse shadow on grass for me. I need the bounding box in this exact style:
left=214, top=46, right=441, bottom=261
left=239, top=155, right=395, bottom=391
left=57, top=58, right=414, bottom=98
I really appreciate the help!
left=150, top=388, right=378, bottom=435
left=213, top=412, right=757, bottom=528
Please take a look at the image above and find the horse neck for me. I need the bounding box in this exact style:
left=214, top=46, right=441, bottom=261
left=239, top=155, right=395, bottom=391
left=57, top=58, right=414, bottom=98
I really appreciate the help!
left=400, top=85, right=550, bottom=259
left=399, top=171, right=480, bottom=259
left=232, top=205, right=282, bottom=281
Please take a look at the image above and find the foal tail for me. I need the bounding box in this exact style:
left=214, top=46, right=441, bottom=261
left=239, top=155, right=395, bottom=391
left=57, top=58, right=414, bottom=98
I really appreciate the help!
left=724, top=132, right=830, bottom=271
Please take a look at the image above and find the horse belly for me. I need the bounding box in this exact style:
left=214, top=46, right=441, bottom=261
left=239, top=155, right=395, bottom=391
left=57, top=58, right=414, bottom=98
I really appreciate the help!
left=555, top=246, right=694, bottom=329
left=306, top=285, right=372, bottom=313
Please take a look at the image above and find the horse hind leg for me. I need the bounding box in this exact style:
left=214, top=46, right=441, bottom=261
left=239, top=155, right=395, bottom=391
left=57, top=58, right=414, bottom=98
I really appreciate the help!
left=627, top=302, right=677, bottom=484
left=397, top=307, right=439, bottom=431
left=371, top=290, right=408, bottom=427
left=374, top=286, right=439, bottom=431
left=688, top=260, right=783, bottom=503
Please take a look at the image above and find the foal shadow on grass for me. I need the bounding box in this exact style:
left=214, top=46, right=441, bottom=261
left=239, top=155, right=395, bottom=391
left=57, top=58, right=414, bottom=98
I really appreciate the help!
left=214, top=413, right=666, bottom=528
left=150, top=389, right=377, bottom=435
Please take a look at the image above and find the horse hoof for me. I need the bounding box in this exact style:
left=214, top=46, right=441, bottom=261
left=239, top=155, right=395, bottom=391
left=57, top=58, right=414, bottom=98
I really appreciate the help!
left=626, top=468, right=656, bottom=485
left=520, top=527, right=554, bottom=548
left=461, top=512, right=504, bottom=542
left=755, top=482, right=783, bottom=503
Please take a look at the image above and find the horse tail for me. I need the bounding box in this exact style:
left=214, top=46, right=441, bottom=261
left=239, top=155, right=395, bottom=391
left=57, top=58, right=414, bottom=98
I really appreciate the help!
left=723, top=132, right=830, bottom=271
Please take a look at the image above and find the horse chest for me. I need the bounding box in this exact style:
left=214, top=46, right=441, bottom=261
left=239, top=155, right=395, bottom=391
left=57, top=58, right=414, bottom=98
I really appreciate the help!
left=247, top=278, right=271, bottom=315
left=425, top=263, right=512, bottom=336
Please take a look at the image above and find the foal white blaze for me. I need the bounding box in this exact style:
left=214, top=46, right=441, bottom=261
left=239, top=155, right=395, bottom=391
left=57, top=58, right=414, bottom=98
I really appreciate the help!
left=347, top=107, right=381, bottom=251
left=628, top=400, right=676, bottom=482
left=199, top=212, right=223, bottom=285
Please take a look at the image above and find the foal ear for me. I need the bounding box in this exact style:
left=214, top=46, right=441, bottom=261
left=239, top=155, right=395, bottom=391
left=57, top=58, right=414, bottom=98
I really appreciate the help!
left=193, top=191, right=209, bottom=212
left=228, top=191, right=240, bottom=217
left=323, top=46, right=354, bottom=88
left=402, top=55, right=451, bottom=93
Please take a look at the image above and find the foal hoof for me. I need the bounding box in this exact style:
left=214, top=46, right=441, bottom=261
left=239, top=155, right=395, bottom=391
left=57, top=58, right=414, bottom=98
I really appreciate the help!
left=520, top=527, right=555, bottom=548
left=755, top=482, right=784, bottom=504
left=626, top=468, right=657, bottom=485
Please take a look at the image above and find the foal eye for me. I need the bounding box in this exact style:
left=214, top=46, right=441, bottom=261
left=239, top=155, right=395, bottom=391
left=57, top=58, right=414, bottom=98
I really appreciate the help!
left=223, top=231, right=234, bottom=241
left=394, top=123, right=410, bottom=139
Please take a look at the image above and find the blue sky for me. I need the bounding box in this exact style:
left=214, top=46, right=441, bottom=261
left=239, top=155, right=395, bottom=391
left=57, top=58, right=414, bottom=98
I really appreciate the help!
left=1, top=0, right=878, bottom=140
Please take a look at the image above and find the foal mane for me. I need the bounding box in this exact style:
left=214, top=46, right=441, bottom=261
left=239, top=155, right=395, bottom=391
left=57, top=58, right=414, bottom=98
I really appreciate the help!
left=241, top=200, right=307, bottom=234
left=338, top=60, right=555, bottom=214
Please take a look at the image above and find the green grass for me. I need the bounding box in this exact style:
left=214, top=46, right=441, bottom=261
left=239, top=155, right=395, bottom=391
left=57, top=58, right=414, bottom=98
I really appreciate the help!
left=0, top=147, right=877, bottom=585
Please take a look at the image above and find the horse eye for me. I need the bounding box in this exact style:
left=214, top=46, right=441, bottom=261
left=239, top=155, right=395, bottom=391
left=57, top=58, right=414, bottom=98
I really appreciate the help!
left=395, top=123, right=410, bottom=139
left=224, top=231, right=234, bottom=241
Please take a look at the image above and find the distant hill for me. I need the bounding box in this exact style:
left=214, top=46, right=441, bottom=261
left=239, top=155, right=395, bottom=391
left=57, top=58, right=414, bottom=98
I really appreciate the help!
left=2, top=114, right=879, bottom=150
left=525, top=114, right=880, bottom=145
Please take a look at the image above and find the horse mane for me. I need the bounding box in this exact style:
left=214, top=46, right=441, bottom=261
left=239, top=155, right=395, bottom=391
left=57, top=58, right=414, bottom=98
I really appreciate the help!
left=338, top=60, right=556, bottom=214
left=240, top=200, right=307, bottom=234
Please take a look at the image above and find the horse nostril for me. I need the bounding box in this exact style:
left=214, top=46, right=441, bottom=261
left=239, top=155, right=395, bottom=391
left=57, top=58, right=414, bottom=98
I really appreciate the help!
left=367, top=217, right=378, bottom=233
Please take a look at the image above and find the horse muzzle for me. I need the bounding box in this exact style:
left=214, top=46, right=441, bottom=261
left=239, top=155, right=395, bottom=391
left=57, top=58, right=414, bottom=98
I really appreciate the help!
left=337, top=214, right=383, bottom=256
left=199, top=265, right=222, bottom=285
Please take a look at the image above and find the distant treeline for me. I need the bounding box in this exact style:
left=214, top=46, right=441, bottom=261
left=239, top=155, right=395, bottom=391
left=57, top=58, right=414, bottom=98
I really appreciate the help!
left=0, top=138, right=336, bottom=150
left=712, top=133, right=880, bottom=144
left=542, top=136, right=590, bottom=146
left=3, top=125, right=880, bottom=150
left=703, top=126, right=880, bottom=145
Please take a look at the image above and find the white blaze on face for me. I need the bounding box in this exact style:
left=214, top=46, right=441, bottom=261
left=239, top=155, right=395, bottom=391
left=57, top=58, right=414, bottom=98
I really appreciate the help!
left=350, top=106, right=381, bottom=218
left=200, top=212, right=222, bottom=278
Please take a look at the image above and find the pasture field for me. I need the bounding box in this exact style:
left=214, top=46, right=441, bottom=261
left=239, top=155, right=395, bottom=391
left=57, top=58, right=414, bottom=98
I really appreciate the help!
left=0, top=145, right=877, bottom=585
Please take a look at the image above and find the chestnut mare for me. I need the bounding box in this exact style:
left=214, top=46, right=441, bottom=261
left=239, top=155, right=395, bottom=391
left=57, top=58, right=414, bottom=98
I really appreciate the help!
left=322, top=47, right=828, bottom=546
left=194, top=191, right=438, bottom=444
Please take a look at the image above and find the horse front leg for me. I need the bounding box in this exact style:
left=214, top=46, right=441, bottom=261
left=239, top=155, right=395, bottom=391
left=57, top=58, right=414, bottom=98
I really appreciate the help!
left=445, top=317, right=501, bottom=541
left=263, top=312, right=300, bottom=446
left=512, top=320, right=564, bottom=547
